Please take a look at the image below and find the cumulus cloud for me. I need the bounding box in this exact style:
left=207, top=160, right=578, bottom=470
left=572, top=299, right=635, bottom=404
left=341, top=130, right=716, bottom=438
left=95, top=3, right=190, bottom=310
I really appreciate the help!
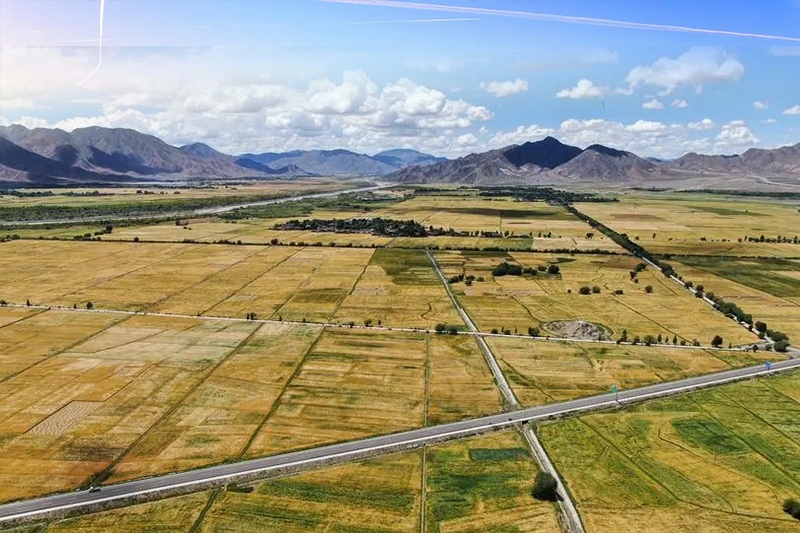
left=716, top=120, right=759, bottom=148
left=671, top=99, right=688, bottom=108
left=753, top=100, right=769, bottom=109
left=1, top=47, right=498, bottom=156
left=480, top=79, right=529, bottom=97
left=625, top=47, right=744, bottom=94
left=783, top=105, right=800, bottom=115
left=643, top=99, right=665, bottom=110
left=555, top=79, right=607, bottom=99
left=688, top=118, right=716, bottom=130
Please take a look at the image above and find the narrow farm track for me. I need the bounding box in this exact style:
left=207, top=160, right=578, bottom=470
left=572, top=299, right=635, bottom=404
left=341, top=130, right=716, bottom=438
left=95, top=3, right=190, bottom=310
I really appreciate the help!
left=425, top=250, right=586, bottom=533
left=2, top=357, right=799, bottom=528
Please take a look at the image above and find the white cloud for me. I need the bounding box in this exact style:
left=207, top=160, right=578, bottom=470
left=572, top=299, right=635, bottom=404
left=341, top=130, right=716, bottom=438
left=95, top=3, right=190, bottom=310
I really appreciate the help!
left=763, top=118, right=778, bottom=124
left=555, top=79, right=607, bottom=99
left=770, top=46, right=800, bottom=57
left=688, top=118, right=716, bottom=130
left=626, top=47, right=744, bottom=94
left=753, top=101, right=769, bottom=110
left=783, top=105, right=800, bottom=115
left=1, top=47, right=497, bottom=157
left=480, top=79, right=529, bottom=97
left=643, top=99, right=665, bottom=110
left=671, top=99, right=688, bottom=108
left=716, top=120, right=759, bottom=149
left=489, top=124, right=556, bottom=147
left=625, top=120, right=666, bottom=133
left=0, top=98, right=42, bottom=111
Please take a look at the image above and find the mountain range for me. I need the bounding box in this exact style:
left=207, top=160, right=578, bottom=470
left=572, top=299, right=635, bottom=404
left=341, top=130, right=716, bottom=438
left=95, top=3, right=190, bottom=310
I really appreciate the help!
left=1, top=125, right=799, bottom=188
left=388, top=136, right=800, bottom=187
left=0, top=125, right=443, bottom=185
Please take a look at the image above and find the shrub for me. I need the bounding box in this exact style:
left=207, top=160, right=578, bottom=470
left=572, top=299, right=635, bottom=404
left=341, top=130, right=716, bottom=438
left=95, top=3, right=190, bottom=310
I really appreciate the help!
left=547, top=264, right=560, bottom=275
left=491, top=328, right=499, bottom=334
left=528, top=327, right=540, bottom=337
left=755, top=321, right=768, bottom=334
left=592, top=285, right=601, bottom=294
left=783, top=498, right=800, bottom=520
left=775, top=340, right=790, bottom=353
left=579, top=286, right=592, bottom=295
left=86, top=302, right=94, bottom=310
left=614, top=289, right=624, bottom=295
left=447, top=325, right=460, bottom=335
left=645, top=285, right=654, bottom=293
left=532, top=472, right=559, bottom=502
left=435, top=323, right=447, bottom=334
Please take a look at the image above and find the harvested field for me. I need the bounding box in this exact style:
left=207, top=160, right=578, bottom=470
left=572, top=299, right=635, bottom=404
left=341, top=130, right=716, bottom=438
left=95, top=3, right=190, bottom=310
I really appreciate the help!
left=0, top=241, right=458, bottom=328
left=331, top=248, right=461, bottom=329
left=426, top=333, right=502, bottom=425
left=488, top=337, right=780, bottom=406
left=539, top=370, right=800, bottom=533
left=425, top=430, right=560, bottom=533
left=434, top=250, right=759, bottom=347
left=245, top=328, right=428, bottom=457
left=0, top=310, right=325, bottom=502
left=576, top=193, right=800, bottom=257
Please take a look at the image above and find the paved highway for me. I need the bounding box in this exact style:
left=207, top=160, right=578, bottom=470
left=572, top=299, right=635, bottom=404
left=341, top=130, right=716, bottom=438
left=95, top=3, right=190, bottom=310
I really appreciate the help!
left=3, top=337, right=797, bottom=525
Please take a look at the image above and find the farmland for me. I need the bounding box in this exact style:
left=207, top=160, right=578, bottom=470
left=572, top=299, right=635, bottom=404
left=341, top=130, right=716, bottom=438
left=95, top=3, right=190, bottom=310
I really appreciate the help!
left=27, top=430, right=561, bottom=532
left=539, top=370, right=800, bottom=533
left=0, top=303, right=503, bottom=502
left=0, top=242, right=459, bottom=329
left=575, top=193, right=800, bottom=257
left=675, top=256, right=800, bottom=341
left=5, top=191, right=625, bottom=252
left=488, top=337, right=779, bottom=406
left=434, top=250, right=759, bottom=346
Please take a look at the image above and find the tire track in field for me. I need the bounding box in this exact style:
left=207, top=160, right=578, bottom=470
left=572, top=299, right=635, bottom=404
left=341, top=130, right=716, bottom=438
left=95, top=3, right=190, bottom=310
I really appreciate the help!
left=655, top=419, right=780, bottom=507
left=687, top=394, right=800, bottom=494
left=326, top=248, right=376, bottom=322
left=56, top=243, right=205, bottom=306
left=87, top=321, right=264, bottom=487
left=198, top=247, right=305, bottom=317
left=0, top=311, right=131, bottom=385
left=140, top=245, right=269, bottom=313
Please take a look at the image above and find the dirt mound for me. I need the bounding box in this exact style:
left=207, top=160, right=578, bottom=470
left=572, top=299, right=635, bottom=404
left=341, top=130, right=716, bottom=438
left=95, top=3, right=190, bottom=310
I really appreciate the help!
left=545, top=320, right=611, bottom=341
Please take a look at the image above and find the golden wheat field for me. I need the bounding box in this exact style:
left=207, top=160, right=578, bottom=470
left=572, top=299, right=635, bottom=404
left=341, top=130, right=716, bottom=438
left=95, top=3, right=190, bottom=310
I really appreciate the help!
left=434, top=250, right=759, bottom=346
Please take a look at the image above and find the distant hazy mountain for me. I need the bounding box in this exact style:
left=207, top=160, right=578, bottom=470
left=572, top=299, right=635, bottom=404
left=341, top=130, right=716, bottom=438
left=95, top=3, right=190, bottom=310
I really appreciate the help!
left=240, top=149, right=393, bottom=176
left=238, top=148, right=446, bottom=176
left=667, top=143, right=800, bottom=176
left=372, top=149, right=447, bottom=168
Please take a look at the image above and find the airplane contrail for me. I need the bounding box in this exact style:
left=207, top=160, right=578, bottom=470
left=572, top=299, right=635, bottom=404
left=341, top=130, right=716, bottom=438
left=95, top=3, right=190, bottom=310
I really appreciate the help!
left=313, top=0, right=800, bottom=42
left=77, top=0, right=105, bottom=87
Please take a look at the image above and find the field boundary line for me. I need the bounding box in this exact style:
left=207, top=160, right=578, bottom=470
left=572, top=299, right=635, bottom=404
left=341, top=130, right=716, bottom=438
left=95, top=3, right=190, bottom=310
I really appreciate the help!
left=426, top=249, right=585, bottom=533
left=56, top=243, right=204, bottom=306
left=200, top=246, right=304, bottom=317
left=187, top=488, right=221, bottom=533
left=0, top=311, right=130, bottom=385
left=2, top=361, right=800, bottom=527
left=87, top=321, right=264, bottom=487
left=141, top=244, right=268, bottom=314
left=326, top=248, right=376, bottom=321
left=237, top=326, right=327, bottom=458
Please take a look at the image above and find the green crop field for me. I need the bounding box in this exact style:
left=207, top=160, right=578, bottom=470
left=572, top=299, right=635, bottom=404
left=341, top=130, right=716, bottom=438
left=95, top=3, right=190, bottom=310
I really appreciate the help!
left=576, top=193, right=800, bottom=257
left=488, top=337, right=779, bottom=406
left=539, top=370, right=800, bottom=533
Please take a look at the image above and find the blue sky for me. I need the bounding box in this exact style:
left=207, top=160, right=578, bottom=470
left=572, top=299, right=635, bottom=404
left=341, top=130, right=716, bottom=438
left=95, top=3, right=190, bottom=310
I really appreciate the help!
left=1, top=0, right=799, bottom=157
